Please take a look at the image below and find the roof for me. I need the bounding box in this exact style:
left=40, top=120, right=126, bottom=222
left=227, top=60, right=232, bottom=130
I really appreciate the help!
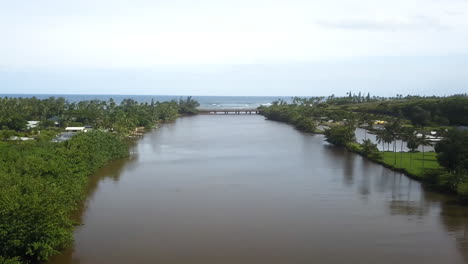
left=52, top=132, right=77, bottom=142
left=65, top=127, right=86, bottom=130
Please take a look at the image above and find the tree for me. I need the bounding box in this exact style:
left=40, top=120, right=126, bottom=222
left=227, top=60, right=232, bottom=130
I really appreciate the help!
left=435, top=129, right=468, bottom=173
left=417, top=133, right=432, bottom=170
left=324, top=125, right=356, bottom=146
left=375, top=130, right=386, bottom=152
left=384, top=120, right=401, bottom=164
left=361, top=139, right=382, bottom=161
left=401, top=128, right=417, bottom=168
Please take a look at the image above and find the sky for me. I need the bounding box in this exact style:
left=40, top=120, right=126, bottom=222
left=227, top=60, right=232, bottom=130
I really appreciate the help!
left=0, top=0, right=467, bottom=96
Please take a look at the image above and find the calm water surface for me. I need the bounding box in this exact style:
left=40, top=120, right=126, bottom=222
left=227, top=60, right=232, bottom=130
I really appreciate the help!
left=49, top=115, right=468, bottom=264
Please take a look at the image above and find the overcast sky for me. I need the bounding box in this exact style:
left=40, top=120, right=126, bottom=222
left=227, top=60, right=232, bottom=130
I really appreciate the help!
left=1, top=0, right=467, bottom=96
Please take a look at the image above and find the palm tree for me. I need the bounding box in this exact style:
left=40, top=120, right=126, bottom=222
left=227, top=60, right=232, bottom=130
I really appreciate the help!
left=399, top=127, right=414, bottom=167
left=361, top=114, right=372, bottom=141
left=418, top=133, right=432, bottom=170
left=386, top=120, right=402, bottom=165
left=375, top=130, right=386, bottom=152
left=406, top=132, right=419, bottom=169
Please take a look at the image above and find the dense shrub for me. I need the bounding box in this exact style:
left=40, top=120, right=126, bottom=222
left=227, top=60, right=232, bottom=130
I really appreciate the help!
left=324, top=126, right=356, bottom=146
left=0, top=131, right=128, bottom=263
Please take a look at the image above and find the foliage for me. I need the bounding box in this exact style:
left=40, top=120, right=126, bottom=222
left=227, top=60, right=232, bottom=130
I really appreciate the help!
left=0, top=96, right=200, bottom=135
left=381, top=152, right=441, bottom=177
left=178, top=96, right=200, bottom=115
left=435, top=129, right=468, bottom=172
left=324, top=125, right=356, bottom=146
left=360, top=139, right=382, bottom=161
left=348, top=95, right=468, bottom=126
left=0, top=131, right=128, bottom=263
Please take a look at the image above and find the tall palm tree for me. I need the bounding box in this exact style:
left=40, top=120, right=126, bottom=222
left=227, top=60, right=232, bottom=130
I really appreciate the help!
left=361, top=114, right=373, bottom=141
left=418, top=133, right=432, bottom=170
left=400, top=127, right=413, bottom=167
left=406, top=132, right=419, bottom=169
left=375, top=130, right=386, bottom=152
left=387, top=120, right=402, bottom=165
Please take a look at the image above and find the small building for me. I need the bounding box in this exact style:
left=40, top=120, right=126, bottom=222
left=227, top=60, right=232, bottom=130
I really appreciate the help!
left=26, top=121, right=40, bottom=129
left=52, top=132, right=77, bottom=143
left=48, top=116, right=60, bottom=126
left=373, top=120, right=387, bottom=125
left=9, top=136, right=35, bottom=141
left=65, top=127, right=88, bottom=132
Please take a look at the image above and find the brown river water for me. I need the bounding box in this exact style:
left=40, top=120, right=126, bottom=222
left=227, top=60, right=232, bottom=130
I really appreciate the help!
left=49, top=115, right=468, bottom=264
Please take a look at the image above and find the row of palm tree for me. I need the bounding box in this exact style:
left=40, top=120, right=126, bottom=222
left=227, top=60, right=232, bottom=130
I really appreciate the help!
left=373, top=120, right=432, bottom=169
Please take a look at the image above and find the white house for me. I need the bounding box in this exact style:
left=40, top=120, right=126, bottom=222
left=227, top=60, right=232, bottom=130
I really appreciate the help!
left=26, top=121, right=40, bottom=129
left=9, top=136, right=34, bottom=141
left=65, top=127, right=88, bottom=132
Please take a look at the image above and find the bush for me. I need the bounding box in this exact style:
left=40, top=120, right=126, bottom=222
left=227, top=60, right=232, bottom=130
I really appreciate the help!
left=324, top=125, right=356, bottom=146
left=0, top=131, right=128, bottom=263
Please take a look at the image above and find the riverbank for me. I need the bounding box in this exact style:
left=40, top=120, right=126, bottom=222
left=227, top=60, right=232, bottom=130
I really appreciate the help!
left=261, top=116, right=456, bottom=197
left=259, top=101, right=468, bottom=199
left=344, top=142, right=442, bottom=181
left=0, top=132, right=129, bottom=264
left=45, top=114, right=468, bottom=264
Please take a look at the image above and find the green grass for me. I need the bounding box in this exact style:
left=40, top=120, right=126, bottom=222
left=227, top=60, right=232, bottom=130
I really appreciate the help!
left=381, top=151, right=441, bottom=177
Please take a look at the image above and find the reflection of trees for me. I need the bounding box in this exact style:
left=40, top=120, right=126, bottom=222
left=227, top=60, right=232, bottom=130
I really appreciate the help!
left=343, top=151, right=355, bottom=186
left=359, top=158, right=373, bottom=199
left=438, top=198, right=468, bottom=263
left=47, top=155, right=137, bottom=264
left=388, top=183, right=468, bottom=263
left=73, top=155, right=137, bottom=222
left=388, top=200, right=429, bottom=217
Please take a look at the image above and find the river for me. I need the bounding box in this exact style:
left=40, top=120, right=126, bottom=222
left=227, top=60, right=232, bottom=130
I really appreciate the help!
left=49, top=115, right=468, bottom=264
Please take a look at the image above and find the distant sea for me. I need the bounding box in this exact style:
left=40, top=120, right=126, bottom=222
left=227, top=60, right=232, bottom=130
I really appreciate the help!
left=0, top=94, right=294, bottom=109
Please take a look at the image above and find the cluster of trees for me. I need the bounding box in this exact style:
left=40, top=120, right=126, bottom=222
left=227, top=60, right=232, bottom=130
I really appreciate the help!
left=433, top=129, right=468, bottom=196
left=0, top=96, right=199, bottom=263
left=261, top=96, right=468, bottom=198
left=260, top=98, right=357, bottom=133
left=372, top=121, right=434, bottom=169
left=260, top=101, right=317, bottom=133
left=326, top=92, right=374, bottom=105
left=324, top=124, right=355, bottom=146
left=350, top=96, right=468, bottom=126
left=0, top=96, right=200, bottom=136
left=0, top=131, right=129, bottom=263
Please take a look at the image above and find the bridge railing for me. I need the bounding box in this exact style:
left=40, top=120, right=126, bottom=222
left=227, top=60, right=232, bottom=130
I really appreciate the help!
left=197, top=108, right=262, bottom=115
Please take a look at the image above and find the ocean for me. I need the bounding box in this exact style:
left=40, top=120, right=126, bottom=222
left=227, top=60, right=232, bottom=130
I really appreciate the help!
left=0, top=94, right=293, bottom=109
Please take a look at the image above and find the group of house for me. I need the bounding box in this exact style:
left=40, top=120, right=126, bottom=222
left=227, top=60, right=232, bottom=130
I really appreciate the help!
left=8, top=120, right=93, bottom=142
left=52, top=126, right=93, bottom=142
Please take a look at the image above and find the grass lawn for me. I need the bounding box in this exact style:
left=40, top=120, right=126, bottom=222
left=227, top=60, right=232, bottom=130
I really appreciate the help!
left=381, top=151, right=441, bottom=177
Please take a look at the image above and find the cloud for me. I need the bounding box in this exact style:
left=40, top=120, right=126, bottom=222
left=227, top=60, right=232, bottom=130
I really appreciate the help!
left=316, top=15, right=447, bottom=31
left=445, top=10, right=465, bottom=16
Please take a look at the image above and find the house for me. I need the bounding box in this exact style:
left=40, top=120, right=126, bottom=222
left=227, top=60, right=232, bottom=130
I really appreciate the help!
left=48, top=116, right=60, bottom=126
left=373, top=120, right=387, bottom=125
left=9, top=136, right=35, bottom=141
left=51, top=132, right=77, bottom=142
left=65, top=127, right=88, bottom=132
left=26, top=121, right=40, bottom=129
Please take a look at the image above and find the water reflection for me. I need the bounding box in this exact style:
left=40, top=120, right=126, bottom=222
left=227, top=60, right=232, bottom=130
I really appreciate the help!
left=49, top=115, right=468, bottom=264
left=48, top=154, right=138, bottom=264
left=324, top=140, right=468, bottom=263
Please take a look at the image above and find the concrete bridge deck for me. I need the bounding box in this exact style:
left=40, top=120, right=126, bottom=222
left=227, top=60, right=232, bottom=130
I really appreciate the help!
left=198, top=108, right=262, bottom=115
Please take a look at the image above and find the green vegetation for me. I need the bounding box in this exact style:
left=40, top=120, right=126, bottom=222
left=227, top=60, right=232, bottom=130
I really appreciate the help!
left=260, top=94, right=468, bottom=200
left=260, top=97, right=355, bottom=133
left=0, top=131, right=128, bottom=263
left=0, top=96, right=200, bottom=263
left=324, top=125, right=355, bottom=146
left=338, top=94, right=468, bottom=126
left=381, top=152, right=441, bottom=176
left=0, top=96, right=199, bottom=137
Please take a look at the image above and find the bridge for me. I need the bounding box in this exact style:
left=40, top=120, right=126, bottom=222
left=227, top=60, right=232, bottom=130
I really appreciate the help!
left=197, top=108, right=262, bottom=115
